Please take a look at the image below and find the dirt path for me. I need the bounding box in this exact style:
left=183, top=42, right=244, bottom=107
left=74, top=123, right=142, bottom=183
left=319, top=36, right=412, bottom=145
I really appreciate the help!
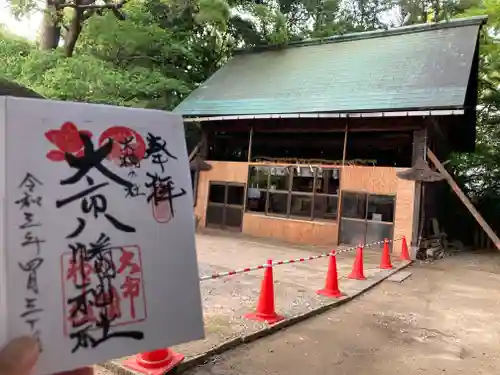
left=184, top=252, right=500, bottom=375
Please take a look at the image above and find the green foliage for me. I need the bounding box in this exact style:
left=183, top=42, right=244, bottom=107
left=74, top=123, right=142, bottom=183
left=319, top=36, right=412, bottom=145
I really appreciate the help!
left=8, top=0, right=39, bottom=18
left=395, top=0, right=482, bottom=25
left=77, top=2, right=194, bottom=107
left=448, top=0, right=500, bottom=200
left=0, top=28, right=188, bottom=108
left=195, top=0, right=231, bottom=29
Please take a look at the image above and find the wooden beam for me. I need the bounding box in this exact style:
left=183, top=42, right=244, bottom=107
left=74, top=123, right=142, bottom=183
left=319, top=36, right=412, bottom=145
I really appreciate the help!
left=188, top=141, right=202, bottom=161
left=341, top=124, right=348, bottom=166
left=203, top=117, right=424, bottom=133
left=248, top=126, right=254, bottom=162
left=206, top=124, right=420, bottom=133
left=427, top=149, right=500, bottom=251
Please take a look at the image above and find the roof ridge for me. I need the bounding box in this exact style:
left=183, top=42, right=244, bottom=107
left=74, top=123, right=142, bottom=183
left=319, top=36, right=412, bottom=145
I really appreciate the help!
left=234, top=15, right=488, bottom=55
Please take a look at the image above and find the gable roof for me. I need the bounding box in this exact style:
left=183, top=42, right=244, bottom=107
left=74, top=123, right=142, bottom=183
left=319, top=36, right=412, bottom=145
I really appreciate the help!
left=174, top=16, right=486, bottom=118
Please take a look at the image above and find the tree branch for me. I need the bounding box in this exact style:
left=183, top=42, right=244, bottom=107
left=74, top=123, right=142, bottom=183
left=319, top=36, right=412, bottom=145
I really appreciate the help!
left=56, top=0, right=126, bottom=10
left=82, top=8, right=97, bottom=21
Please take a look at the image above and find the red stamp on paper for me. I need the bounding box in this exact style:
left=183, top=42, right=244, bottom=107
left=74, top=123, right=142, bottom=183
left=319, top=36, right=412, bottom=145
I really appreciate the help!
left=60, top=245, right=147, bottom=336
left=98, top=126, right=146, bottom=167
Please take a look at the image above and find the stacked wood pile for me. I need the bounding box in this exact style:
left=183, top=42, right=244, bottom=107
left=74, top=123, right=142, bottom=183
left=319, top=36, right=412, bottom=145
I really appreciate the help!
left=416, top=218, right=465, bottom=261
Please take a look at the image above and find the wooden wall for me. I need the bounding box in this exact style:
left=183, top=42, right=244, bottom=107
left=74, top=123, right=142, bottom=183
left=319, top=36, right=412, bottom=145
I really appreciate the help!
left=196, top=162, right=415, bottom=251
left=243, top=215, right=338, bottom=247
left=340, top=166, right=415, bottom=254
left=194, top=161, right=249, bottom=227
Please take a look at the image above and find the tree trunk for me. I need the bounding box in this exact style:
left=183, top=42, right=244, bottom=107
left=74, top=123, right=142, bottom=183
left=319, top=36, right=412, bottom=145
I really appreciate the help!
left=313, top=2, right=322, bottom=33
left=63, top=8, right=84, bottom=57
left=39, top=0, right=62, bottom=50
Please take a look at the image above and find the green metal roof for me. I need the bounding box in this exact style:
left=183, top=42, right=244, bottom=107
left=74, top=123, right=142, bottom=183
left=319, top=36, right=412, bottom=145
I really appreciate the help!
left=174, top=16, right=486, bottom=117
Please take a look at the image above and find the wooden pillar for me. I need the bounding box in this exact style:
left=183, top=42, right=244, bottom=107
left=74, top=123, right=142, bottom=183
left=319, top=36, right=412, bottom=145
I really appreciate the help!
left=337, top=124, right=348, bottom=245
left=411, top=128, right=427, bottom=250
left=412, top=128, right=427, bottom=163
left=200, top=125, right=209, bottom=159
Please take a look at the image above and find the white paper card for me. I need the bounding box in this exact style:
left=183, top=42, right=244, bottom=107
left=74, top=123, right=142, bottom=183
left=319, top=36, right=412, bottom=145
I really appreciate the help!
left=0, top=97, right=204, bottom=375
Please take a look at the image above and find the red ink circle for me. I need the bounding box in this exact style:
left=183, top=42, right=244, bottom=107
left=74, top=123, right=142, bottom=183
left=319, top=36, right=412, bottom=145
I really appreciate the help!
left=99, top=126, right=146, bottom=166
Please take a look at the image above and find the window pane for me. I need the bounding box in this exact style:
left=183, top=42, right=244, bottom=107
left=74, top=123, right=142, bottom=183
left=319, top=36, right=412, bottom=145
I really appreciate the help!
left=227, top=185, right=244, bottom=206
left=225, top=207, right=243, bottom=229
left=339, top=218, right=366, bottom=245
left=206, top=205, right=224, bottom=226
left=248, top=166, right=269, bottom=189
left=268, top=192, right=288, bottom=215
left=290, top=194, right=312, bottom=219
left=313, top=195, right=338, bottom=220
left=341, top=192, right=367, bottom=219
left=291, top=166, right=314, bottom=193
left=367, top=195, right=395, bottom=222
left=366, top=221, right=393, bottom=248
left=208, top=184, right=225, bottom=203
left=316, top=168, right=340, bottom=194
left=269, top=167, right=290, bottom=191
left=246, top=188, right=266, bottom=213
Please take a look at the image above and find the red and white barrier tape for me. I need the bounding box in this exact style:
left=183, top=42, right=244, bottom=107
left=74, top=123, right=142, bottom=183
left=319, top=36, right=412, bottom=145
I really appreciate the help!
left=199, top=237, right=403, bottom=281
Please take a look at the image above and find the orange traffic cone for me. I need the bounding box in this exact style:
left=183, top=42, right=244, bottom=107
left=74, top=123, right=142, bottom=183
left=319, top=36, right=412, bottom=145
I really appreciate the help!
left=348, top=246, right=366, bottom=280
left=400, top=236, right=411, bottom=261
left=317, top=252, right=345, bottom=298
left=244, top=259, right=284, bottom=324
left=379, top=238, right=393, bottom=269
left=123, top=348, right=184, bottom=375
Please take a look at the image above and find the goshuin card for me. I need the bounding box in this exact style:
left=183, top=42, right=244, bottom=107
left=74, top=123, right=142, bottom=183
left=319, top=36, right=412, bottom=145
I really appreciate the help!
left=0, top=97, right=204, bottom=375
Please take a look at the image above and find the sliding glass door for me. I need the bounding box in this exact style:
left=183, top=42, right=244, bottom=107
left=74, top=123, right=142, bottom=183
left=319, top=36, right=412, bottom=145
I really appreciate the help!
left=206, top=182, right=245, bottom=231
left=339, top=191, right=395, bottom=249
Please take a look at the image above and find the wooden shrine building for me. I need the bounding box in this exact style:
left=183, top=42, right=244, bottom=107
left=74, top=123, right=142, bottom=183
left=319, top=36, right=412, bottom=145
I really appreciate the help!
left=174, top=16, right=487, bottom=254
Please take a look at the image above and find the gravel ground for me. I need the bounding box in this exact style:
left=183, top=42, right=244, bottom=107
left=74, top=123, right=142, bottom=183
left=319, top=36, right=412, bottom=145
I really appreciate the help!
left=174, top=231, right=400, bottom=359
left=183, top=251, right=500, bottom=375
left=108, top=230, right=404, bottom=367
